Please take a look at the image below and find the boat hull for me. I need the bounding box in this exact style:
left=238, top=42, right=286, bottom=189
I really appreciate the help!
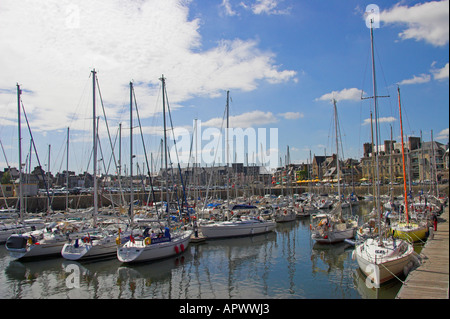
left=275, top=213, right=296, bottom=223
left=61, top=235, right=119, bottom=261
left=0, top=220, right=46, bottom=244
left=6, top=234, right=66, bottom=260
left=391, top=222, right=428, bottom=242
left=312, top=228, right=355, bottom=244
left=354, top=238, right=414, bottom=286
left=200, top=220, right=276, bottom=239
left=117, top=230, right=192, bottom=263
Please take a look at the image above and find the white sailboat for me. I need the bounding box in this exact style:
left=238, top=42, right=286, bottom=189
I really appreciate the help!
left=6, top=222, right=82, bottom=260
left=199, top=204, right=276, bottom=239
left=274, top=148, right=297, bottom=223
left=5, top=84, right=70, bottom=260
left=62, top=70, right=127, bottom=261
left=310, top=99, right=358, bottom=244
left=354, top=20, right=414, bottom=287
left=1, top=218, right=46, bottom=244
left=197, top=92, right=276, bottom=239
left=311, top=203, right=358, bottom=244
left=274, top=207, right=296, bottom=222
left=117, top=75, right=192, bottom=264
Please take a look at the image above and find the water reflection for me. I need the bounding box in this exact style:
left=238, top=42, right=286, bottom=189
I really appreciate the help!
left=310, top=242, right=356, bottom=298
left=0, top=202, right=410, bottom=299
left=353, top=268, right=403, bottom=299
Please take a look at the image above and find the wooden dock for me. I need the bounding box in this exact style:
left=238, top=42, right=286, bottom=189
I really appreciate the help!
left=396, top=204, right=449, bottom=299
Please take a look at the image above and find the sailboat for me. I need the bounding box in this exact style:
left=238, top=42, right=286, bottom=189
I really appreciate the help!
left=274, top=147, right=297, bottom=223
left=5, top=84, right=77, bottom=259
left=310, top=99, right=358, bottom=244
left=354, top=20, right=414, bottom=287
left=389, top=86, right=428, bottom=243
left=197, top=91, right=276, bottom=239
left=117, top=75, right=192, bottom=264
left=0, top=87, right=46, bottom=244
left=199, top=203, right=276, bottom=239
left=62, top=70, right=128, bottom=261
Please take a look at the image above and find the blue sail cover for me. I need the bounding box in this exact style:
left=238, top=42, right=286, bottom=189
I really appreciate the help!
left=206, top=203, right=222, bottom=208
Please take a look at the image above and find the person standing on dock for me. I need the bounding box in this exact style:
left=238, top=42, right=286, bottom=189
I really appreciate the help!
left=432, top=213, right=438, bottom=231
left=385, top=210, right=391, bottom=227
left=193, top=217, right=199, bottom=238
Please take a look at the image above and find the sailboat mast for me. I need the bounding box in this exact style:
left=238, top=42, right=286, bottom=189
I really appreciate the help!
left=389, top=125, right=393, bottom=202
left=333, top=99, right=341, bottom=202
left=130, top=81, right=134, bottom=226
left=397, top=86, right=409, bottom=225
left=160, top=75, right=169, bottom=221
left=431, top=130, right=439, bottom=198
left=226, top=90, right=230, bottom=205
left=369, top=20, right=383, bottom=243
left=17, top=83, right=24, bottom=222
left=92, top=69, right=98, bottom=227
left=66, top=127, right=69, bottom=211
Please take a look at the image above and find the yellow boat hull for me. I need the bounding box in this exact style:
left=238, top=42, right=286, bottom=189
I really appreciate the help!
left=391, top=222, right=428, bottom=242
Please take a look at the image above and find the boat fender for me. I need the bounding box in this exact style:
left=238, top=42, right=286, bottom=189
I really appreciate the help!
left=180, top=244, right=185, bottom=252
left=351, top=250, right=356, bottom=260
left=174, top=245, right=179, bottom=254
left=116, top=237, right=121, bottom=245
left=309, top=224, right=312, bottom=230
left=27, top=237, right=33, bottom=245
left=145, top=237, right=151, bottom=245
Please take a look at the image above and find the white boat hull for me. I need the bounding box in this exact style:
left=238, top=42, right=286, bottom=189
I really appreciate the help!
left=6, top=234, right=67, bottom=259
left=312, top=227, right=355, bottom=244
left=200, top=220, right=276, bottom=239
left=61, top=235, right=119, bottom=261
left=0, top=220, right=46, bottom=244
left=117, top=230, right=192, bottom=263
left=354, top=238, right=414, bottom=286
left=275, top=211, right=296, bottom=223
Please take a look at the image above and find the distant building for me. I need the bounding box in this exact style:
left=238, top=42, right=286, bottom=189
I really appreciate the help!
left=360, top=137, right=447, bottom=183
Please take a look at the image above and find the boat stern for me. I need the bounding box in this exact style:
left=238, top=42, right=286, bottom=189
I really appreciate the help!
left=61, top=241, right=90, bottom=260
left=5, top=234, right=31, bottom=259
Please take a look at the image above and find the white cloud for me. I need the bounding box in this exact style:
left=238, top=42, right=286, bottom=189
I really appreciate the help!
left=398, top=73, right=431, bottom=85
left=431, top=62, right=449, bottom=80
left=0, top=0, right=296, bottom=134
left=240, top=0, right=291, bottom=15
left=202, top=110, right=278, bottom=128
left=381, top=0, right=449, bottom=46
left=436, top=128, right=449, bottom=140
left=278, top=112, right=303, bottom=120
left=316, top=88, right=363, bottom=102
left=221, top=0, right=238, bottom=16
left=362, top=116, right=396, bottom=126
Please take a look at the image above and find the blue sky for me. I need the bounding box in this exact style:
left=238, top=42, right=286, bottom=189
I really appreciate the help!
left=0, top=0, right=448, bottom=175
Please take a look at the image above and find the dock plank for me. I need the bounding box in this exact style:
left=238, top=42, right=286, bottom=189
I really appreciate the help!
left=396, top=204, right=449, bottom=299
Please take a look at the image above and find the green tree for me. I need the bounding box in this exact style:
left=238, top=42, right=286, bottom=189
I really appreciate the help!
left=296, top=169, right=308, bottom=181
left=1, top=172, right=12, bottom=184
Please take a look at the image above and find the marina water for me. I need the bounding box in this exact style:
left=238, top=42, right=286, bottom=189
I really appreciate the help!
left=0, top=202, right=419, bottom=299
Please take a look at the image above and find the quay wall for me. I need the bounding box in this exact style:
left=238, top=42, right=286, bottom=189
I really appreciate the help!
left=1, top=184, right=448, bottom=212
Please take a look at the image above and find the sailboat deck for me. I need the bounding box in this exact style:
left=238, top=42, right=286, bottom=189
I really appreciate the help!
left=396, top=205, right=449, bottom=299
